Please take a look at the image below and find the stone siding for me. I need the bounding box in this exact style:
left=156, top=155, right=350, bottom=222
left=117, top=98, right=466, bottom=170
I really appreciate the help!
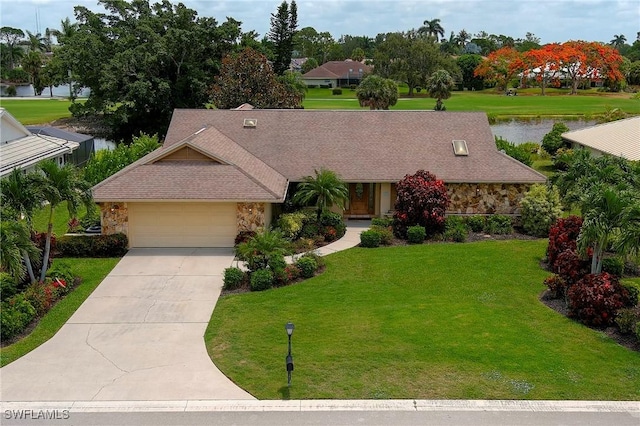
left=237, top=202, right=265, bottom=232
left=447, top=183, right=532, bottom=215
left=99, top=202, right=129, bottom=235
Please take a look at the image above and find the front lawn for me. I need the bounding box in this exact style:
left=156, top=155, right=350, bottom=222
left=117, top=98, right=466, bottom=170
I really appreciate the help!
left=206, top=239, right=640, bottom=400
left=0, top=257, right=120, bottom=367
left=0, top=99, right=76, bottom=125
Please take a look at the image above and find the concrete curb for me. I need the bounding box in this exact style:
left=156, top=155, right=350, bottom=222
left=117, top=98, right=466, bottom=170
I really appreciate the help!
left=2, top=400, right=639, bottom=413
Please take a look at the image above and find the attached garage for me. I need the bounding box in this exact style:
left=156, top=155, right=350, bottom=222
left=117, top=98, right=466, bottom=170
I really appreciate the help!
left=128, top=202, right=237, bottom=248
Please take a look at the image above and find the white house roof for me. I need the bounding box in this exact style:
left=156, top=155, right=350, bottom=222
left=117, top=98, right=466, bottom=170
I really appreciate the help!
left=0, top=108, right=79, bottom=177
left=562, top=116, right=640, bottom=161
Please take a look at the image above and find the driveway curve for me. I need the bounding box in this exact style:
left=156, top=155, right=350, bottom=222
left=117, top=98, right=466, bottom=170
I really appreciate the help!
left=1, top=248, right=255, bottom=401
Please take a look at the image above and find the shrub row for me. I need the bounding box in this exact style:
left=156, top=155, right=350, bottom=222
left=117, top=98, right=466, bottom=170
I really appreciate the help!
left=55, top=233, right=129, bottom=257
left=276, top=210, right=346, bottom=244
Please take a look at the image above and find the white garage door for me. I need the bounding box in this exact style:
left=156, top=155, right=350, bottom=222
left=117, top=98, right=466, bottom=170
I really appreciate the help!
left=128, top=202, right=237, bottom=248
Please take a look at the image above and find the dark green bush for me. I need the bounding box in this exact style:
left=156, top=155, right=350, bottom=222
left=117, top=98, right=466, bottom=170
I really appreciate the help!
left=465, top=215, right=486, bottom=233
left=296, top=256, right=318, bottom=278
left=495, top=136, right=533, bottom=166
left=5, top=85, right=17, bottom=97
left=615, top=308, right=639, bottom=334
left=371, top=225, right=393, bottom=245
left=443, top=216, right=469, bottom=242
left=602, top=257, right=625, bottom=277
left=223, top=267, right=246, bottom=290
left=0, top=272, right=19, bottom=302
left=621, top=283, right=639, bottom=307
left=484, top=215, right=513, bottom=235
left=541, top=122, right=570, bottom=156
left=371, top=217, right=393, bottom=228
left=320, top=211, right=346, bottom=240
left=407, top=226, right=426, bottom=244
left=55, top=233, right=128, bottom=257
left=250, top=269, right=274, bottom=291
left=300, top=222, right=321, bottom=239
left=552, top=148, right=575, bottom=171
left=360, top=229, right=382, bottom=248
left=1, top=294, right=36, bottom=341
left=332, top=88, right=343, bottom=95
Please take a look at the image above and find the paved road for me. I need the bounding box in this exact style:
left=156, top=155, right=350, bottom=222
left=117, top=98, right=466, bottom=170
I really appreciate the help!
left=2, top=400, right=639, bottom=425
left=0, top=248, right=254, bottom=401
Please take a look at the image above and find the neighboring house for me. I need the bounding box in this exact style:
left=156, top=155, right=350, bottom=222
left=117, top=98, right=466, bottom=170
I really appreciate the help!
left=562, top=117, right=640, bottom=161
left=93, top=109, right=546, bottom=248
left=302, top=60, right=372, bottom=88
left=26, top=126, right=95, bottom=167
left=0, top=108, right=80, bottom=178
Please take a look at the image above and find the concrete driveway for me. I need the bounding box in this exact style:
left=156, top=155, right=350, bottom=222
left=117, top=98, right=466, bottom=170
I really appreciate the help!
left=1, top=248, right=255, bottom=401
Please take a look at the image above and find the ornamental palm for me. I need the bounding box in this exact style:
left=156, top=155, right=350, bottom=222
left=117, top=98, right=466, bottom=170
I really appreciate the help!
left=0, top=169, right=45, bottom=282
left=419, top=19, right=445, bottom=41
left=0, top=221, right=40, bottom=284
left=356, top=75, right=398, bottom=110
left=427, top=69, right=455, bottom=111
left=38, top=160, right=93, bottom=281
left=292, top=168, right=349, bottom=220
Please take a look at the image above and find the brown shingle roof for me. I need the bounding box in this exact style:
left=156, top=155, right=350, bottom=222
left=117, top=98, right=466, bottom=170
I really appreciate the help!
left=302, top=61, right=371, bottom=79
left=93, top=126, right=288, bottom=202
left=165, top=109, right=547, bottom=184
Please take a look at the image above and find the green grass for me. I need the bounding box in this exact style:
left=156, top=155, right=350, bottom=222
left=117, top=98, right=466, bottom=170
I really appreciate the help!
left=206, top=240, right=640, bottom=400
left=31, top=201, right=94, bottom=236
left=303, top=89, right=640, bottom=117
left=0, top=257, right=120, bottom=367
left=0, top=99, right=76, bottom=125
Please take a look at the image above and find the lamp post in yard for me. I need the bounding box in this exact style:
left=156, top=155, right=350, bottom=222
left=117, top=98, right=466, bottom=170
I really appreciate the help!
left=285, top=322, right=295, bottom=386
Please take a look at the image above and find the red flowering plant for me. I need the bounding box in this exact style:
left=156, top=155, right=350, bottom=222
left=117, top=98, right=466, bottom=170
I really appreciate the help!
left=547, top=215, right=583, bottom=267
left=393, top=170, right=449, bottom=239
left=567, top=272, right=631, bottom=326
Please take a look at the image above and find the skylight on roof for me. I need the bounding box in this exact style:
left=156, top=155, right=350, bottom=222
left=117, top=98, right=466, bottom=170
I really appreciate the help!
left=243, top=118, right=257, bottom=128
left=452, top=140, right=468, bottom=156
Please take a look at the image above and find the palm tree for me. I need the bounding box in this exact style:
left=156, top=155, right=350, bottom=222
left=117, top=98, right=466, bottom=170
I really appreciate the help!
left=419, top=19, right=445, bottom=41
left=38, top=160, right=93, bottom=281
left=292, top=168, right=349, bottom=220
left=456, top=29, right=471, bottom=47
left=0, top=221, right=40, bottom=284
left=0, top=169, right=45, bottom=283
left=24, top=30, right=47, bottom=52
left=356, top=75, right=398, bottom=110
left=577, top=184, right=638, bottom=273
left=49, top=17, right=78, bottom=45
left=610, top=34, right=627, bottom=49
left=426, top=69, right=455, bottom=111
left=21, top=50, right=45, bottom=95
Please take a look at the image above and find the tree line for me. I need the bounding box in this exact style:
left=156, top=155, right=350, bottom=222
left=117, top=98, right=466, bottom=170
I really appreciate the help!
left=1, top=0, right=639, bottom=139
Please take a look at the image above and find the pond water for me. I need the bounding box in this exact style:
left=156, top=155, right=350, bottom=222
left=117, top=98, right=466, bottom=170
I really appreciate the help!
left=490, top=118, right=597, bottom=145
left=1, top=83, right=90, bottom=98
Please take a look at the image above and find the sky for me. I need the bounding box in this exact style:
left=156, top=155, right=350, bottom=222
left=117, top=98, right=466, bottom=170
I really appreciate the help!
left=0, top=0, right=637, bottom=46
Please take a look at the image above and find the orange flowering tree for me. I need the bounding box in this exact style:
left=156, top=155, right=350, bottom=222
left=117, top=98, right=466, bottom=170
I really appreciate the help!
left=473, top=47, right=523, bottom=92
left=559, top=41, right=624, bottom=94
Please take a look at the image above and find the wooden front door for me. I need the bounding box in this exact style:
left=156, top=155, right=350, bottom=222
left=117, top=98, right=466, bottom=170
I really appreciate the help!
left=348, top=183, right=374, bottom=216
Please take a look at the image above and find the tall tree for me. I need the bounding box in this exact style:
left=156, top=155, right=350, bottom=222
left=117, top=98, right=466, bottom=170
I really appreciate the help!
left=210, top=48, right=302, bottom=109
left=474, top=46, right=523, bottom=92
left=457, top=54, right=484, bottom=90
left=268, top=0, right=298, bottom=75
left=522, top=43, right=564, bottom=95
left=418, top=19, right=444, bottom=40
left=21, top=51, right=45, bottom=95
left=54, top=0, right=241, bottom=139
left=356, top=75, right=398, bottom=110
left=0, top=26, right=25, bottom=69
left=426, top=69, right=455, bottom=111
left=561, top=41, right=624, bottom=94
left=23, top=30, right=47, bottom=52
left=37, top=160, right=93, bottom=281
left=610, top=34, right=627, bottom=50
left=292, top=168, right=349, bottom=221
left=49, top=17, right=78, bottom=45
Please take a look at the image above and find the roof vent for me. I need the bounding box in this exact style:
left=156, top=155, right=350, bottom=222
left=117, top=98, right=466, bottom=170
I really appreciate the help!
left=452, top=140, right=468, bottom=156
left=243, top=118, right=257, bottom=128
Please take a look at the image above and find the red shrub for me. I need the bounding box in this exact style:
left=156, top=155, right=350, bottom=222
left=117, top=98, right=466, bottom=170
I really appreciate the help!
left=547, top=216, right=582, bottom=267
left=393, top=170, right=449, bottom=239
left=567, top=272, right=631, bottom=326
left=553, top=249, right=589, bottom=286
left=544, top=275, right=569, bottom=299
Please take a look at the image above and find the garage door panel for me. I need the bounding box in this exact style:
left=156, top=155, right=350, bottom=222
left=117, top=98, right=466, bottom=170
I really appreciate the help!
left=128, top=202, right=237, bottom=248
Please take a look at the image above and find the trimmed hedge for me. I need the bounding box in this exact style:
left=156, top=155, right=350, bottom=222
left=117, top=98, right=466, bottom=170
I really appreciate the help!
left=55, top=233, right=128, bottom=257
left=360, top=229, right=382, bottom=248
left=407, top=226, right=426, bottom=244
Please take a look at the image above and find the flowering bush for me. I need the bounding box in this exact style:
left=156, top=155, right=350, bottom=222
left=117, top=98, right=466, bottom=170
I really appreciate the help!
left=393, top=170, right=449, bottom=239
left=520, top=184, right=563, bottom=237
left=543, top=275, right=568, bottom=299
left=547, top=216, right=583, bottom=267
left=567, top=272, right=631, bottom=326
